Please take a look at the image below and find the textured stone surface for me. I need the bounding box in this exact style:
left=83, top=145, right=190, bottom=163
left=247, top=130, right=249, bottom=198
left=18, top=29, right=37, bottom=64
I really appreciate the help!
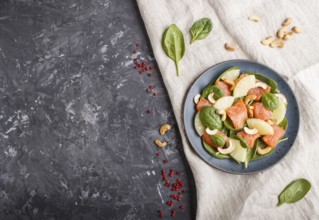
left=0, top=0, right=196, bottom=219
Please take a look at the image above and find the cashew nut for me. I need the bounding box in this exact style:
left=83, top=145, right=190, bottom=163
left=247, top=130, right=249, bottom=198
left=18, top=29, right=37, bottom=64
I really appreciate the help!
left=194, top=94, right=201, bottom=104
left=282, top=18, right=292, bottom=27
left=248, top=15, right=260, bottom=22
left=257, top=146, right=272, bottom=155
left=260, top=36, right=273, bottom=45
left=216, top=109, right=226, bottom=121
left=223, top=78, right=235, bottom=91
left=266, top=119, right=276, bottom=125
left=244, top=127, right=258, bottom=135
left=248, top=106, right=254, bottom=118
left=160, top=124, right=171, bottom=135
left=292, top=26, right=302, bottom=33
left=244, top=94, right=257, bottom=105
left=270, top=39, right=285, bottom=48
left=224, top=43, right=237, bottom=52
left=155, top=140, right=167, bottom=148
left=207, top=93, right=216, bottom=104
left=218, top=139, right=235, bottom=154
left=255, top=82, right=268, bottom=90
left=277, top=27, right=288, bottom=39
left=206, top=128, right=218, bottom=135
left=283, top=32, right=294, bottom=40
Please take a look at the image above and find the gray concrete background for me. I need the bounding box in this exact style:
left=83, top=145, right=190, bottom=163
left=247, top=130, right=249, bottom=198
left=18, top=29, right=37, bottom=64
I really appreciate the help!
left=0, top=0, right=196, bottom=219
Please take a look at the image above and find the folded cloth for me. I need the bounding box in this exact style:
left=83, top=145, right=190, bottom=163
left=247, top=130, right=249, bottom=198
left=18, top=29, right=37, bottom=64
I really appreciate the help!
left=137, top=0, right=319, bottom=219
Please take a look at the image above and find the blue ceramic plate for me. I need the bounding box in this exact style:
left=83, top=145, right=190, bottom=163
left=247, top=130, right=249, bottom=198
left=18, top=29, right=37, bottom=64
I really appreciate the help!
left=183, top=60, right=299, bottom=174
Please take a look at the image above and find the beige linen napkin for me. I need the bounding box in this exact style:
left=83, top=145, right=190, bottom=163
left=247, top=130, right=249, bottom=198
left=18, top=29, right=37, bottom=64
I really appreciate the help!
left=137, top=0, right=319, bottom=219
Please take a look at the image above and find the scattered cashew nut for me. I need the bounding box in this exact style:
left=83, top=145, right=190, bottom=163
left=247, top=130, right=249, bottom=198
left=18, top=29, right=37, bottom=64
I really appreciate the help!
left=223, top=78, right=235, bottom=91
left=160, top=123, right=171, bottom=135
left=270, top=39, right=285, bottom=48
left=244, top=94, right=257, bottom=105
left=206, top=128, right=218, bottom=135
left=194, top=94, right=201, bottom=104
left=217, top=109, right=226, bottom=121
left=218, top=140, right=235, bottom=154
left=207, top=93, right=216, bottom=104
left=244, top=127, right=258, bottom=135
left=261, top=36, right=273, bottom=45
left=224, top=43, right=238, bottom=52
left=277, top=27, right=288, bottom=39
left=248, top=106, right=254, bottom=118
left=282, top=18, right=292, bottom=27
left=283, top=32, right=294, bottom=40
left=248, top=15, right=260, bottom=22
left=155, top=140, right=167, bottom=148
left=292, top=26, right=302, bottom=33
left=257, top=146, right=272, bottom=155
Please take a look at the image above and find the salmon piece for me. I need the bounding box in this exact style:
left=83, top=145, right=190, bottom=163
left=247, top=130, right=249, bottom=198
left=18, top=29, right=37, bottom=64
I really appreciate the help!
left=215, top=81, right=231, bottom=96
left=262, top=125, right=286, bottom=147
left=202, top=130, right=227, bottom=148
left=237, top=131, right=261, bottom=148
left=247, top=86, right=271, bottom=101
left=252, top=102, right=272, bottom=121
left=225, top=99, right=248, bottom=129
left=196, top=98, right=212, bottom=111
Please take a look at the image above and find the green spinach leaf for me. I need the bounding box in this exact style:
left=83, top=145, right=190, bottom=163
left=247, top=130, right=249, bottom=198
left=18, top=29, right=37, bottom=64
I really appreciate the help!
left=190, top=18, right=213, bottom=44
left=162, top=24, right=185, bottom=76
left=203, top=140, right=229, bottom=159
left=278, top=118, right=288, bottom=130
left=201, top=85, right=224, bottom=99
left=278, top=179, right=311, bottom=206
left=262, top=92, right=279, bottom=110
left=211, top=134, right=225, bottom=147
left=252, top=139, right=275, bottom=161
left=200, top=106, right=223, bottom=130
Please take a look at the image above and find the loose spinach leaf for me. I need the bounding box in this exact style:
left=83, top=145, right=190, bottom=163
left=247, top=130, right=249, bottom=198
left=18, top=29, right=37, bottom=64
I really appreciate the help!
left=278, top=117, right=288, bottom=130
left=278, top=179, right=311, bottom=206
left=190, top=18, right=213, bottom=44
left=201, top=85, right=224, bottom=99
left=246, top=72, right=278, bottom=93
left=235, top=135, right=249, bottom=149
left=262, top=92, right=279, bottom=110
left=211, top=134, right=226, bottom=147
left=162, top=24, right=185, bottom=76
left=203, top=140, right=229, bottom=159
left=200, top=106, right=223, bottom=130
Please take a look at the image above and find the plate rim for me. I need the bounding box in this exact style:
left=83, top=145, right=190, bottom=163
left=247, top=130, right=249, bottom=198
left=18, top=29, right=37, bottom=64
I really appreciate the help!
left=183, top=59, right=300, bottom=175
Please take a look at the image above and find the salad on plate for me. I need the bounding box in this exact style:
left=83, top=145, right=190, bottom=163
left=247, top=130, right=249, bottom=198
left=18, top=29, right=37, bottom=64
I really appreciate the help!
left=193, top=67, right=288, bottom=168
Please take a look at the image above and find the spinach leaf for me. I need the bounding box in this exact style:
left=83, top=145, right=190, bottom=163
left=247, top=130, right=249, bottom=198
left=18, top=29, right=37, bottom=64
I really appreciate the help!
left=278, top=118, right=288, bottom=130
left=201, top=85, right=224, bottom=99
left=235, top=135, right=249, bottom=149
left=162, top=24, right=185, bottom=76
left=190, top=18, right=213, bottom=44
left=262, top=92, right=279, bottom=110
left=246, top=72, right=277, bottom=93
left=245, top=148, right=252, bottom=168
left=252, top=139, right=275, bottom=161
left=203, top=140, right=229, bottom=159
left=278, top=179, right=311, bottom=206
left=211, top=134, right=226, bottom=147
left=223, top=119, right=243, bottom=131
left=200, top=106, right=223, bottom=130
